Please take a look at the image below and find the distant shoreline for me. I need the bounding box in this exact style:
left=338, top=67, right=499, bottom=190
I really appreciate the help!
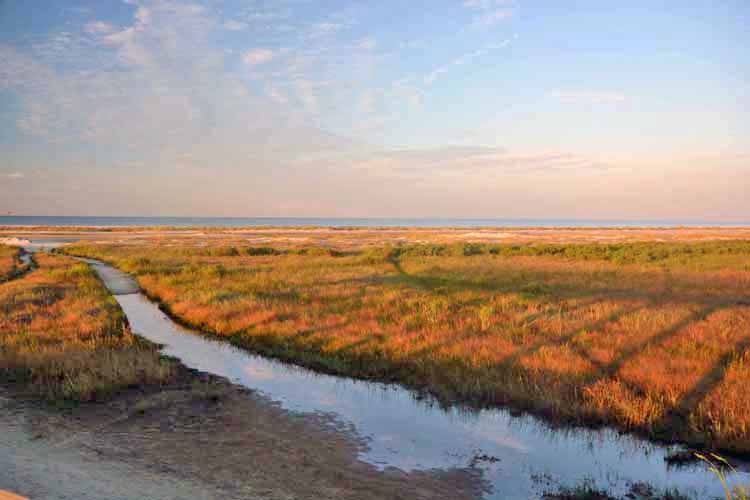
left=1, top=215, right=749, bottom=230
left=3, top=225, right=750, bottom=232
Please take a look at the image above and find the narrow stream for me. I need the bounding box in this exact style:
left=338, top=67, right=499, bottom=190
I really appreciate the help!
left=19, top=252, right=32, bottom=266
left=71, top=255, right=750, bottom=499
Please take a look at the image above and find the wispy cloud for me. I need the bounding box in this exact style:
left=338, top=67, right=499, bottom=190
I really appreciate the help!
left=347, top=146, right=609, bottom=178
left=355, top=36, right=377, bottom=50
left=0, top=0, right=516, bottom=155
left=0, top=0, right=741, bottom=218
left=463, top=0, right=515, bottom=28
left=549, top=90, right=628, bottom=104
left=309, top=21, right=346, bottom=38
left=472, top=9, right=513, bottom=28
left=0, top=0, right=304, bottom=161
left=243, top=48, right=275, bottom=65
left=222, top=19, right=248, bottom=31
left=462, top=0, right=508, bottom=7
left=266, top=85, right=289, bottom=105
left=84, top=21, right=115, bottom=35
left=425, top=41, right=509, bottom=85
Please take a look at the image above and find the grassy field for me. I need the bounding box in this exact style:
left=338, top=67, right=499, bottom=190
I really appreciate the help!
left=64, top=241, right=750, bottom=454
left=0, top=252, right=173, bottom=401
left=0, top=244, right=28, bottom=282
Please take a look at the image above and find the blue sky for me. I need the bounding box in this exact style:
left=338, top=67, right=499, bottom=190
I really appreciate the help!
left=0, top=0, right=748, bottom=218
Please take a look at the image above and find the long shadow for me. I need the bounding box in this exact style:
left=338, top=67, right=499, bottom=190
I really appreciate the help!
left=498, top=303, right=649, bottom=368
left=389, top=258, right=509, bottom=295
left=248, top=321, right=355, bottom=356
left=537, top=301, right=738, bottom=427
left=388, top=256, right=750, bottom=309
left=390, top=258, right=446, bottom=290
left=317, top=273, right=391, bottom=288
left=390, top=258, right=750, bottom=376
left=493, top=299, right=741, bottom=425
left=564, top=301, right=750, bottom=441
left=396, top=299, right=644, bottom=373
left=664, top=330, right=750, bottom=421
left=388, top=257, right=653, bottom=366
left=335, top=333, right=384, bottom=354
left=379, top=260, right=750, bottom=372
left=515, top=296, right=607, bottom=329
left=580, top=302, right=731, bottom=384
left=294, top=321, right=350, bottom=341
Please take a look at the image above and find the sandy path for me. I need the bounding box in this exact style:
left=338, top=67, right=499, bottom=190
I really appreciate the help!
left=0, top=368, right=482, bottom=500
left=0, top=398, right=246, bottom=500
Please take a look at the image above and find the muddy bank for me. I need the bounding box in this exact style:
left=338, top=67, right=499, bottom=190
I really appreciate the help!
left=0, top=365, right=484, bottom=500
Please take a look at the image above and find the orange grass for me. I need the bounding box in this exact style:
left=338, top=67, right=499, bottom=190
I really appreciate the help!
left=0, top=252, right=173, bottom=401
left=65, top=242, right=750, bottom=454
left=0, top=245, right=26, bottom=282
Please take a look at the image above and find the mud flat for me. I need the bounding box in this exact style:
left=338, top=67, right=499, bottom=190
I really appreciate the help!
left=3, top=225, right=750, bottom=251
left=1, top=368, right=481, bottom=500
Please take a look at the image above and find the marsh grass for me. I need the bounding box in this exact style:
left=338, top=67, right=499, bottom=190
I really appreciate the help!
left=0, top=244, right=17, bottom=279
left=0, top=244, right=30, bottom=283
left=64, top=241, right=750, bottom=453
left=696, top=453, right=750, bottom=500
left=0, top=253, right=174, bottom=401
left=542, top=481, right=689, bottom=500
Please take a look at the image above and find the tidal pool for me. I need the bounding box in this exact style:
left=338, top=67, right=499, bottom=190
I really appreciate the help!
left=75, top=254, right=750, bottom=499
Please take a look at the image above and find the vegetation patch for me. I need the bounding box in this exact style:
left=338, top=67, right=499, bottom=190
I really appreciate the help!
left=0, top=252, right=174, bottom=401
left=0, top=244, right=31, bottom=283
left=542, top=481, right=689, bottom=500
left=64, top=241, right=750, bottom=455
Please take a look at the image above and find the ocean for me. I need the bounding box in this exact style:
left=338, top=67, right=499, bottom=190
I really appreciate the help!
left=0, top=216, right=747, bottom=228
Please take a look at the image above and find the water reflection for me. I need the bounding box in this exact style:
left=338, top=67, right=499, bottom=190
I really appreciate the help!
left=66, top=255, right=747, bottom=499
left=19, top=251, right=32, bottom=266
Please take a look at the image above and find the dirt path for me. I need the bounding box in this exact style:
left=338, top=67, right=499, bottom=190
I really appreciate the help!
left=0, top=368, right=484, bottom=500
left=0, top=397, right=232, bottom=500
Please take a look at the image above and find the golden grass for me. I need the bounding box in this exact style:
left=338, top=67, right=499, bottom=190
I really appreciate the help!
left=0, top=253, right=173, bottom=401
left=64, top=241, right=750, bottom=453
left=0, top=245, right=26, bottom=282
left=696, top=453, right=750, bottom=500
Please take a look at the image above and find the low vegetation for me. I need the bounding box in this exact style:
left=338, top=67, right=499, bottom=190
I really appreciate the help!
left=0, top=252, right=173, bottom=401
left=64, top=241, right=750, bottom=454
left=0, top=244, right=29, bottom=282
left=542, top=483, right=690, bottom=500
left=696, top=453, right=750, bottom=500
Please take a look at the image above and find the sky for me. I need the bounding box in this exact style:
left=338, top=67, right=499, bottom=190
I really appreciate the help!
left=0, top=0, right=748, bottom=219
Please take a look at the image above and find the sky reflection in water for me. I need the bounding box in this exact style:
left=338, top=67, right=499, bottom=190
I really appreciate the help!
left=111, top=288, right=750, bottom=500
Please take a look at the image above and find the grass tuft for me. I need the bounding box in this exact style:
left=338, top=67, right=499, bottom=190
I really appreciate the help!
left=0, top=252, right=174, bottom=402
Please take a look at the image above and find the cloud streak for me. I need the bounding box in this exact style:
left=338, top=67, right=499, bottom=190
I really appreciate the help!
left=424, top=41, right=510, bottom=85
left=463, top=0, right=515, bottom=28
left=337, top=146, right=611, bottom=179
left=549, top=90, right=629, bottom=105
left=243, top=48, right=275, bottom=65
